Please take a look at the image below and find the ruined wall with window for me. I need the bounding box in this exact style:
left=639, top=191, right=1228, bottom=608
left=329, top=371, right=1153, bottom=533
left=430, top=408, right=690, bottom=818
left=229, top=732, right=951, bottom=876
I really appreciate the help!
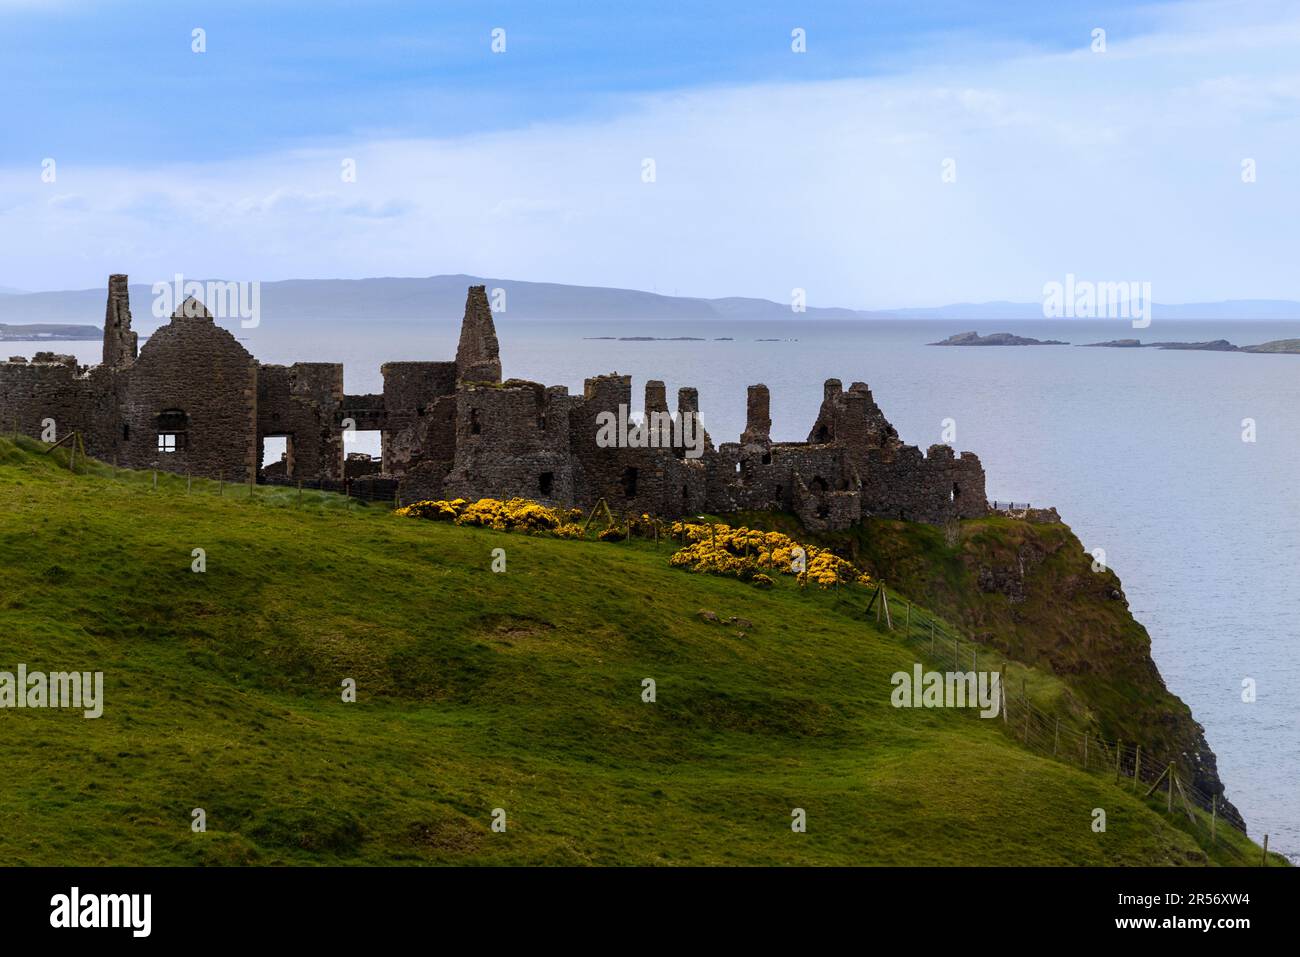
left=123, top=301, right=258, bottom=481
left=441, top=380, right=576, bottom=503
left=256, top=362, right=344, bottom=480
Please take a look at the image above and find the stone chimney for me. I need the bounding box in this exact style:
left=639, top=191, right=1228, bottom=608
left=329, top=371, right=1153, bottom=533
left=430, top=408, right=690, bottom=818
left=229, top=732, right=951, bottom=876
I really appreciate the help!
left=741, top=384, right=771, bottom=446
left=455, top=285, right=502, bottom=384
left=102, top=274, right=137, bottom=368
left=644, top=380, right=668, bottom=415
left=677, top=386, right=712, bottom=453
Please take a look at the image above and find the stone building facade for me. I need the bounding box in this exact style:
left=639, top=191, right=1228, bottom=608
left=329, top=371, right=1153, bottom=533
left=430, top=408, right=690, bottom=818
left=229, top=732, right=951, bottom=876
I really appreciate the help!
left=0, top=276, right=988, bottom=528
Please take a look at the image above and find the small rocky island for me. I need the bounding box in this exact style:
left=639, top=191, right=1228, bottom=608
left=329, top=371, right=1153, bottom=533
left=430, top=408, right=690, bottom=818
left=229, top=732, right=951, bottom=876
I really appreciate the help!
left=1081, top=338, right=1238, bottom=351
left=929, top=331, right=1068, bottom=346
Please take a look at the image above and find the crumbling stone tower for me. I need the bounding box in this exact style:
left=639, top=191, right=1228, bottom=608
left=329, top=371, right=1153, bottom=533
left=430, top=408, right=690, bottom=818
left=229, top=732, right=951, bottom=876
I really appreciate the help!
left=102, top=274, right=137, bottom=368
left=740, top=384, right=771, bottom=447
left=455, top=285, right=502, bottom=384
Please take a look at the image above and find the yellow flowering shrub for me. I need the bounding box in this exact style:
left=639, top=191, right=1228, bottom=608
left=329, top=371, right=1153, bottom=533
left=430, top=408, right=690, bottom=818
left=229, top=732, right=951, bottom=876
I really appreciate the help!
left=668, top=521, right=870, bottom=590
left=395, top=499, right=869, bottom=592
left=395, top=498, right=468, bottom=521
left=395, top=497, right=582, bottom=536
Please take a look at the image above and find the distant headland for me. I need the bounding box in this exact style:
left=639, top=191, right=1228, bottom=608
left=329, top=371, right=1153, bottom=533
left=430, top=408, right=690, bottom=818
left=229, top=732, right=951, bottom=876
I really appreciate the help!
left=0, top=322, right=101, bottom=342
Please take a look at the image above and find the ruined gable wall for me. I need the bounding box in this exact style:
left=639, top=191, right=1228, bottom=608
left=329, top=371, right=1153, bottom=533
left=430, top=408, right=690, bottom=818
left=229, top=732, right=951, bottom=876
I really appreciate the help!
left=454, top=285, right=502, bottom=384
left=123, top=313, right=258, bottom=481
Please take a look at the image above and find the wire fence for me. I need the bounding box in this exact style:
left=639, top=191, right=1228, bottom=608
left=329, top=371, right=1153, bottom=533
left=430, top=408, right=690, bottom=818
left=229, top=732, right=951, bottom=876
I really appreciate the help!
left=870, top=583, right=1256, bottom=860
left=257, top=471, right=400, bottom=504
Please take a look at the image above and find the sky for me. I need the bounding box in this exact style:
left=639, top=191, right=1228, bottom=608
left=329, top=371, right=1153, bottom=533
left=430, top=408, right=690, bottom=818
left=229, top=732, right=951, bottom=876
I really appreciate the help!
left=0, top=0, right=1297, bottom=306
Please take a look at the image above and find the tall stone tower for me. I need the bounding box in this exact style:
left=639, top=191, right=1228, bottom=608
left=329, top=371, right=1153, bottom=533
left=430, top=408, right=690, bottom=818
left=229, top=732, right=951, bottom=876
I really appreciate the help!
left=455, top=285, right=502, bottom=384
left=102, top=274, right=137, bottom=368
left=740, top=384, right=771, bottom=446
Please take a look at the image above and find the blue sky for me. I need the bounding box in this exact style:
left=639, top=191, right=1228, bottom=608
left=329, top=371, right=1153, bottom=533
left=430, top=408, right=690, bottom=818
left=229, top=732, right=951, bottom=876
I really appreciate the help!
left=4, top=0, right=1163, bottom=161
left=1, top=0, right=1297, bottom=305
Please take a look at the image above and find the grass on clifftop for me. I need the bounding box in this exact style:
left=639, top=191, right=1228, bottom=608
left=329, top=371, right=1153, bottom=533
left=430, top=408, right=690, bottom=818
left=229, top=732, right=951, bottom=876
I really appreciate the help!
left=0, top=436, right=1277, bottom=865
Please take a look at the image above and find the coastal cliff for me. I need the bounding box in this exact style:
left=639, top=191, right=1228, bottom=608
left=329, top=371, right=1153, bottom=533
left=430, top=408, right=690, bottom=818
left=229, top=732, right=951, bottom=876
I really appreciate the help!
left=848, top=515, right=1244, bottom=828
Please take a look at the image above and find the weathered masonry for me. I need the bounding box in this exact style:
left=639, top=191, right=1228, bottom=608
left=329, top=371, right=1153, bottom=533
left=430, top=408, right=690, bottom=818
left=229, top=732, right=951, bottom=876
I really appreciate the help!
left=0, top=276, right=988, bottom=529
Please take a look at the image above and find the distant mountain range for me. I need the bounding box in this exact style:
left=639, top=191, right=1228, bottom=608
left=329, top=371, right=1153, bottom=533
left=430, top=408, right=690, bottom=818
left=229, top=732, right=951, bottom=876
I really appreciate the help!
left=0, top=274, right=1298, bottom=325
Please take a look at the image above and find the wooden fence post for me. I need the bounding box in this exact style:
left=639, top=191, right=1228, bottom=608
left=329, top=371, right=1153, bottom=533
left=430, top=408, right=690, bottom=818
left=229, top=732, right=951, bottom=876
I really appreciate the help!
left=1133, top=745, right=1141, bottom=792
left=1167, top=763, right=1174, bottom=813
left=1211, top=795, right=1217, bottom=844
left=1053, top=717, right=1060, bottom=756
left=1262, top=835, right=1269, bottom=866
left=1115, top=740, right=1122, bottom=783
left=152, top=470, right=157, bottom=490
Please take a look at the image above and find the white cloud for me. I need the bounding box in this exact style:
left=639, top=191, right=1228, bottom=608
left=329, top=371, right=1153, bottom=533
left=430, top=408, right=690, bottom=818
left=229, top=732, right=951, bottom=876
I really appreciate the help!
left=0, top=0, right=1298, bottom=304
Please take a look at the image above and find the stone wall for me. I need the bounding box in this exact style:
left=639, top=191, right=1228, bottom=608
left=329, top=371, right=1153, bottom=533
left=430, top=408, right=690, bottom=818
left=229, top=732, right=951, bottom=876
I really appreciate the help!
left=380, top=361, right=457, bottom=473
left=123, top=301, right=258, bottom=481
left=257, top=362, right=344, bottom=480
left=443, top=380, right=575, bottom=503
left=0, top=355, right=106, bottom=448
left=0, top=275, right=999, bottom=531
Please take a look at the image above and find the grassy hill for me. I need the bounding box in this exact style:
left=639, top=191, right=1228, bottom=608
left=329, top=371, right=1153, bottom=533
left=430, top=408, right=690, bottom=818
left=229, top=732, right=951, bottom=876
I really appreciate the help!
left=0, top=435, right=1277, bottom=865
left=723, top=509, right=1243, bottom=828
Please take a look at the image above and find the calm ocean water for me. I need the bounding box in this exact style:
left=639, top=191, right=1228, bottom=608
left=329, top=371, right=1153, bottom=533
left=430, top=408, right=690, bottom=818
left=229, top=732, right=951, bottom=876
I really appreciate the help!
left=30, top=316, right=1300, bottom=858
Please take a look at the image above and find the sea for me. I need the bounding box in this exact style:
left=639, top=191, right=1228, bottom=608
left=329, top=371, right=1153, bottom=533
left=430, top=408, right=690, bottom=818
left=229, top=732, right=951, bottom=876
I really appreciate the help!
left=22, top=315, right=1300, bottom=860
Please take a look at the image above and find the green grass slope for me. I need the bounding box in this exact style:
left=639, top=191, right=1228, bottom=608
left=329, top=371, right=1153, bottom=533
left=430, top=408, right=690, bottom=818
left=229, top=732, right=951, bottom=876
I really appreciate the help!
left=0, top=437, right=1274, bottom=865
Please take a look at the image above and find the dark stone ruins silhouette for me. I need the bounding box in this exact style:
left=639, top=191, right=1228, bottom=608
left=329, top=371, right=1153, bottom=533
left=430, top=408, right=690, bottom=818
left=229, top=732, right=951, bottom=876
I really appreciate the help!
left=0, top=277, right=988, bottom=528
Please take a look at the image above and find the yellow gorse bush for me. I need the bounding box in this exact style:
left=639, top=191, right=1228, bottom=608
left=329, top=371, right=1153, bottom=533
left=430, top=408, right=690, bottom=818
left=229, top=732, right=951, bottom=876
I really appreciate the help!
left=668, top=521, right=870, bottom=589
left=395, top=498, right=868, bottom=591
left=396, top=497, right=584, bottom=537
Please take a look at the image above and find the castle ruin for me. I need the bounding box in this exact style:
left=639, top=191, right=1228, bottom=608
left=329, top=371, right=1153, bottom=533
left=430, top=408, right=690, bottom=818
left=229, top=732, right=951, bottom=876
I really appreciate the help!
left=0, top=277, right=988, bottom=529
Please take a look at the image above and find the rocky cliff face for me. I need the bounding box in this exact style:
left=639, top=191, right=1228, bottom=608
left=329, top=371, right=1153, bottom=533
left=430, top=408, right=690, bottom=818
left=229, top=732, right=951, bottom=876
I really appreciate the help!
left=847, top=515, right=1244, bottom=829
